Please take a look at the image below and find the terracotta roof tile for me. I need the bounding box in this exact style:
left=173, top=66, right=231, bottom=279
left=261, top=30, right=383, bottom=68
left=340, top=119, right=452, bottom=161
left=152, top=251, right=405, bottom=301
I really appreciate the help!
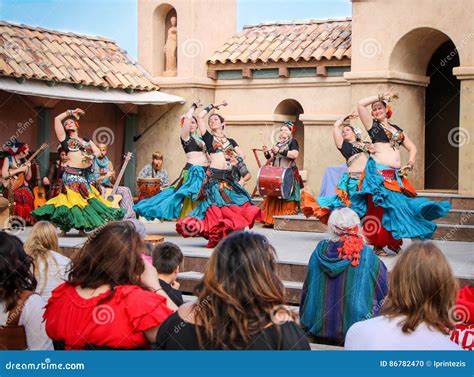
left=0, top=21, right=158, bottom=91
left=208, top=18, right=351, bottom=64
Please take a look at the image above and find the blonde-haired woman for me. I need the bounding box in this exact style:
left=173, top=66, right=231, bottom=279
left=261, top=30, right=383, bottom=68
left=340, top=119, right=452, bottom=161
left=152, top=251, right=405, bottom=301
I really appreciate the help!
left=24, top=221, right=70, bottom=302
left=345, top=241, right=461, bottom=350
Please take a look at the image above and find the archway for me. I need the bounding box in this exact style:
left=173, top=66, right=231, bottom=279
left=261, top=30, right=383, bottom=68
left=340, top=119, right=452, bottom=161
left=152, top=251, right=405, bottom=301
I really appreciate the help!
left=274, top=99, right=304, bottom=169
left=152, top=3, right=177, bottom=76
left=424, top=40, right=460, bottom=190
left=389, top=28, right=460, bottom=190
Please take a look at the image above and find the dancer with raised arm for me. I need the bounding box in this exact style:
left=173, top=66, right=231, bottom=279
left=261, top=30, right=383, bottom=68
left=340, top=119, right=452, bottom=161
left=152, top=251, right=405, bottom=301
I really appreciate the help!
left=134, top=102, right=209, bottom=220
left=351, top=92, right=450, bottom=255
left=32, top=109, right=124, bottom=235
left=176, top=102, right=262, bottom=248
left=301, top=112, right=373, bottom=224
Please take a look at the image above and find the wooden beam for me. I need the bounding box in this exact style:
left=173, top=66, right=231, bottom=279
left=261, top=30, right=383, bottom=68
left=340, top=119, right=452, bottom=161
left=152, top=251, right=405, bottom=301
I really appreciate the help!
left=207, top=70, right=218, bottom=80
left=279, top=67, right=289, bottom=78
left=27, top=95, right=60, bottom=108
left=242, top=68, right=253, bottom=79
left=317, top=66, right=327, bottom=77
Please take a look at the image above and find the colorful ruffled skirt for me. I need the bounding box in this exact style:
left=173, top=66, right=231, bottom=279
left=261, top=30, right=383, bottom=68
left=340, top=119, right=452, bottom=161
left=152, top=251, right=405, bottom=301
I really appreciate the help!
left=3, top=184, right=35, bottom=225
left=32, top=167, right=124, bottom=232
left=301, top=173, right=360, bottom=224
left=261, top=167, right=302, bottom=225
left=176, top=167, right=263, bottom=248
left=350, top=158, right=450, bottom=249
left=134, top=163, right=206, bottom=221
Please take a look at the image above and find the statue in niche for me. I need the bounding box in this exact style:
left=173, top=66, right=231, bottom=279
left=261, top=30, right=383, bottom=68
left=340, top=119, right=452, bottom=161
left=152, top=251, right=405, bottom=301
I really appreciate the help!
left=163, top=16, right=177, bottom=76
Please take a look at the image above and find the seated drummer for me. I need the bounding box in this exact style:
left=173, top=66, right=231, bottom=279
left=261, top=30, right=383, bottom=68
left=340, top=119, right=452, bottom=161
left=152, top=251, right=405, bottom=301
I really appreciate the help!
left=137, top=151, right=170, bottom=188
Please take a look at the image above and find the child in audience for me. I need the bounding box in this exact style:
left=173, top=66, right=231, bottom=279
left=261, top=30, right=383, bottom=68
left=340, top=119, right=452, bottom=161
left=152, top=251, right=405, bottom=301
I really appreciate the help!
left=152, top=242, right=184, bottom=307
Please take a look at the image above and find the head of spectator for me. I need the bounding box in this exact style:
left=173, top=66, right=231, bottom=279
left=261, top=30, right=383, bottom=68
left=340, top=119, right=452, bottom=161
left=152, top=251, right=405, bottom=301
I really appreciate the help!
left=193, top=231, right=292, bottom=349
left=0, top=232, right=52, bottom=350
left=300, top=207, right=388, bottom=345
left=382, top=241, right=458, bottom=335
left=0, top=232, right=36, bottom=313
left=152, top=242, right=183, bottom=282
left=24, top=221, right=60, bottom=292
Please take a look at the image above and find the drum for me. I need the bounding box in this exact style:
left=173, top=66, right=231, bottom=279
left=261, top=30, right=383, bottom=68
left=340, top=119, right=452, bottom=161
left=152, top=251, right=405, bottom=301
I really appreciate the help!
left=257, top=165, right=294, bottom=199
left=137, top=178, right=161, bottom=199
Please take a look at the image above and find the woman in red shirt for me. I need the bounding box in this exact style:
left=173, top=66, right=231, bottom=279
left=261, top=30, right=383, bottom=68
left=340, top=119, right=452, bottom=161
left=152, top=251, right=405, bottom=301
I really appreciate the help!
left=44, top=221, right=173, bottom=350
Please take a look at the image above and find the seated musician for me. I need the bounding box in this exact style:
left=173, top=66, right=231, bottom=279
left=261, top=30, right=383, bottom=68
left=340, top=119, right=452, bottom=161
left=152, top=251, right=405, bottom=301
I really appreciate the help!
left=1, top=142, right=35, bottom=225
left=43, top=146, right=68, bottom=199
left=93, top=144, right=136, bottom=219
left=261, top=121, right=303, bottom=227
left=137, top=151, right=170, bottom=186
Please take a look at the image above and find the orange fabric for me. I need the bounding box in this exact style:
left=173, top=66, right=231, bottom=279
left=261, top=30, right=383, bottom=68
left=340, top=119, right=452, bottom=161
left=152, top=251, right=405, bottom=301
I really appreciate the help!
left=261, top=196, right=298, bottom=225
left=300, top=191, right=330, bottom=225
left=383, top=176, right=416, bottom=196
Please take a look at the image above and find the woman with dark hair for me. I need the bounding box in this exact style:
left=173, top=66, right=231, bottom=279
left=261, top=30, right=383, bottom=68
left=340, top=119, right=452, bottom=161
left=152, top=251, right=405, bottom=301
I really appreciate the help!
left=32, top=109, right=124, bottom=235
left=134, top=102, right=209, bottom=220
left=0, top=232, right=53, bottom=350
left=1, top=141, right=35, bottom=224
left=350, top=93, right=450, bottom=256
left=301, top=112, right=373, bottom=224
left=176, top=103, right=262, bottom=248
left=156, top=231, right=310, bottom=350
left=43, top=221, right=173, bottom=350
left=260, top=121, right=303, bottom=226
left=345, top=241, right=461, bottom=350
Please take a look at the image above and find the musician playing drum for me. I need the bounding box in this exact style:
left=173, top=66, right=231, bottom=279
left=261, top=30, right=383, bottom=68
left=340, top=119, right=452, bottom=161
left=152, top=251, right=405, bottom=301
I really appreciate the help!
left=1, top=142, right=35, bottom=225
left=137, top=151, right=169, bottom=200
left=261, top=121, right=303, bottom=227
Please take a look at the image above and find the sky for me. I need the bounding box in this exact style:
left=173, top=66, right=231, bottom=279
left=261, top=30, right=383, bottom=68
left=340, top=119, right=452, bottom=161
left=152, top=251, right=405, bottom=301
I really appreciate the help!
left=0, top=0, right=352, bottom=59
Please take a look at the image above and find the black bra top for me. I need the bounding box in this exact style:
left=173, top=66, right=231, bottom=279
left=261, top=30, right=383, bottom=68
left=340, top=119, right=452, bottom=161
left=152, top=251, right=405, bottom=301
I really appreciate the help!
left=60, top=135, right=91, bottom=154
left=368, top=121, right=405, bottom=145
left=338, top=140, right=365, bottom=161
left=202, top=131, right=238, bottom=154
left=180, top=137, right=205, bottom=153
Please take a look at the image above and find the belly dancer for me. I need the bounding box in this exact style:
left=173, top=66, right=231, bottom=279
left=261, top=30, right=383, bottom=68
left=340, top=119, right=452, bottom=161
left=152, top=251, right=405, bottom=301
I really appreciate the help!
left=176, top=102, right=262, bottom=248
left=351, top=92, right=450, bottom=255
left=301, top=112, right=373, bottom=224
left=134, top=102, right=209, bottom=220
left=32, top=109, right=124, bottom=235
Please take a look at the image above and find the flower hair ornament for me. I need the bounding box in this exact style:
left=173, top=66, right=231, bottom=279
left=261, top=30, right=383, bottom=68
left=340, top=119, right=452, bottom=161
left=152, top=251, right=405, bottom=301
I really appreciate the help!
left=331, top=224, right=364, bottom=267
left=282, top=121, right=296, bottom=134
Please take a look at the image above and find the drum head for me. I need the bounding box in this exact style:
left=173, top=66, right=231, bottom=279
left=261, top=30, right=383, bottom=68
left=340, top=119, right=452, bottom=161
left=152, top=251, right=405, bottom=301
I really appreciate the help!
left=281, top=168, right=294, bottom=199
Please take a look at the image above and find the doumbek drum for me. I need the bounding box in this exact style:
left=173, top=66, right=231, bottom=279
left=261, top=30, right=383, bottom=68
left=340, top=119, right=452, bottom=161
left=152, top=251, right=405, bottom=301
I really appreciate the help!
left=137, top=178, right=161, bottom=199
left=257, top=165, right=294, bottom=199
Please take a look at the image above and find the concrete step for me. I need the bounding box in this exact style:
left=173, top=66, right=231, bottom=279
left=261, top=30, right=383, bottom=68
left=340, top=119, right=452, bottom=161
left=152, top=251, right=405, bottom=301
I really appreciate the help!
left=434, top=209, right=474, bottom=226
left=417, top=192, right=474, bottom=211
left=177, top=271, right=303, bottom=304
left=273, top=214, right=474, bottom=242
